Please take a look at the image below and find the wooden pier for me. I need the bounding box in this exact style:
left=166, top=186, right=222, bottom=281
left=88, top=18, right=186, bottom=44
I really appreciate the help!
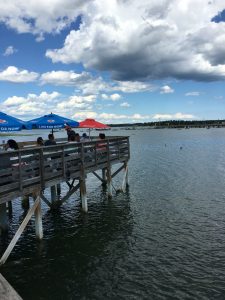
left=0, top=136, right=130, bottom=265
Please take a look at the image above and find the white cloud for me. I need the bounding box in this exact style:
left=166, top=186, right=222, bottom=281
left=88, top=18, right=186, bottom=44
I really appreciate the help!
left=120, top=102, right=130, bottom=107
left=110, top=93, right=121, bottom=101
left=0, top=0, right=90, bottom=37
left=0, top=66, right=39, bottom=83
left=153, top=112, right=195, bottom=120
left=73, top=111, right=151, bottom=123
left=3, top=46, right=17, bottom=56
left=113, top=81, right=155, bottom=93
left=0, top=91, right=62, bottom=119
left=160, top=85, right=174, bottom=94
left=41, top=70, right=155, bottom=94
left=57, top=95, right=96, bottom=112
left=73, top=111, right=98, bottom=120
left=101, top=94, right=109, bottom=100
left=101, top=93, right=122, bottom=101
left=185, top=91, right=200, bottom=96
left=40, top=70, right=107, bottom=94
left=45, top=0, right=225, bottom=82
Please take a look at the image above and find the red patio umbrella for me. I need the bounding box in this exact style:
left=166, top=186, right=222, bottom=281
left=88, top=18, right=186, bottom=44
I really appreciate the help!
left=78, top=118, right=110, bottom=137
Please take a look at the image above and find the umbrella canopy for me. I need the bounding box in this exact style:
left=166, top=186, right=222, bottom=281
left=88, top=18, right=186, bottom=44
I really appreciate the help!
left=78, top=118, right=110, bottom=138
left=27, top=113, right=79, bottom=131
left=0, top=111, right=29, bottom=132
left=78, top=119, right=110, bottom=129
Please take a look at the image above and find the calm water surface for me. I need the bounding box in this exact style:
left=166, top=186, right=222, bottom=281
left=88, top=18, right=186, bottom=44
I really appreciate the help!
left=1, top=128, right=225, bottom=299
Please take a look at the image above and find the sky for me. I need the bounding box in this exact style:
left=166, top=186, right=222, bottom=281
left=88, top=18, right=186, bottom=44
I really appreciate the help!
left=0, top=0, right=225, bottom=124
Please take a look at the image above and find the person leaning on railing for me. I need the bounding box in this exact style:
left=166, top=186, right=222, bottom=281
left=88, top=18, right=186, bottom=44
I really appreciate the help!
left=96, top=133, right=107, bottom=150
left=36, top=137, right=44, bottom=147
left=44, top=134, right=56, bottom=146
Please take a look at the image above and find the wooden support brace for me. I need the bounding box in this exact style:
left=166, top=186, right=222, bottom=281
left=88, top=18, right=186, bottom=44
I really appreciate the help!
left=66, top=178, right=75, bottom=190
left=60, top=182, right=80, bottom=205
left=40, top=193, right=52, bottom=208
left=111, top=165, right=124, bottom=179
left=92, top=171, right=104, bottom=182
left=0, top=273, right=22, bottom=300
left=0, top=196, right=42, bottom=265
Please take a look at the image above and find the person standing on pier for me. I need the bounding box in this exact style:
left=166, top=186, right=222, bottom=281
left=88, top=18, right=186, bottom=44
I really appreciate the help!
left=65, top=126, right=76, bottom=142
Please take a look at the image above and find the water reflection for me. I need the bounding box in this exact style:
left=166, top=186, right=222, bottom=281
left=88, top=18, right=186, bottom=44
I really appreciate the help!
left=1, top=187, right=133, bottom=300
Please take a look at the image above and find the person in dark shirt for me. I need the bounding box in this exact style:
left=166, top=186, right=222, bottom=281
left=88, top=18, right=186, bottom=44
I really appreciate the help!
left=44, top=134, right=56, bottom=146
left=66, top=126, right=76, bottom=142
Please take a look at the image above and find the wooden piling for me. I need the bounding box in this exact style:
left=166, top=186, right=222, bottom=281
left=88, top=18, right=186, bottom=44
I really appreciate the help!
left=21, top=195, right=30, bottom=210
left=50, top=185, right=57, bottom=204
left=0, top=203, right=8, bottom=234
left=34, top=194, right=43, bottom=240
left=7, top=201, right=12, bottom=217
left=80, top=178, right=87, bottom=212
left=102, top=168, right=107, bottom=186
left=121, top=162, right=129, bottom=192
left=107, top=141, right=112, bottom=197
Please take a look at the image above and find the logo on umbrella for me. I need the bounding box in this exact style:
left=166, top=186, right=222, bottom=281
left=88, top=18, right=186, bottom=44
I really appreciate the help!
left=47, top=119, right=55, bottom=123
left=0, top=119, right=7, bottom=124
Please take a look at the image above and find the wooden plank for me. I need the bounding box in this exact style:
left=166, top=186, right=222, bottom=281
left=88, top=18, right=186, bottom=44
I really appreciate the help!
left=0, top=273, right=22, bottom=300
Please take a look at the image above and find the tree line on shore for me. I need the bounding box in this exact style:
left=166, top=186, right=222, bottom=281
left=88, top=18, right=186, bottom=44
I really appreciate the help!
left=109, top=120, right=225, bottom=128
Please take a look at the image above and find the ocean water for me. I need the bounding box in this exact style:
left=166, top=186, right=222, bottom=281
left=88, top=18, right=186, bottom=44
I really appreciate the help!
left=1, top=128, right=225, bottom=299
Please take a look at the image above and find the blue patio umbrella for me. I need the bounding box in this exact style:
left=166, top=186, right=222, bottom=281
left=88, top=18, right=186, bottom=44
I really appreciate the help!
left=27, top=113, right=79, bottom=133
left=0, top=111, right=30, bottom=132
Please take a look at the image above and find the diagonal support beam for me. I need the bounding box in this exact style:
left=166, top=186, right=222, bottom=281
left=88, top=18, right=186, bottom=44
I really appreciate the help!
left=66, top=179, right=76, bottom=190
left=40, top=193, right=52, bottom=208
left=0, top=195, right=41, bottom=265
left=92, top=171, right=104, bottom=182
left=59, top=182, right=80, bottom=205
left=111, top=165, right=124, bottom=179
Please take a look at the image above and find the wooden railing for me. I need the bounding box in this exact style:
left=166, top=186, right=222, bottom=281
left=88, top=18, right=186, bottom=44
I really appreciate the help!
left=0, top=137, right=130, bottom=203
